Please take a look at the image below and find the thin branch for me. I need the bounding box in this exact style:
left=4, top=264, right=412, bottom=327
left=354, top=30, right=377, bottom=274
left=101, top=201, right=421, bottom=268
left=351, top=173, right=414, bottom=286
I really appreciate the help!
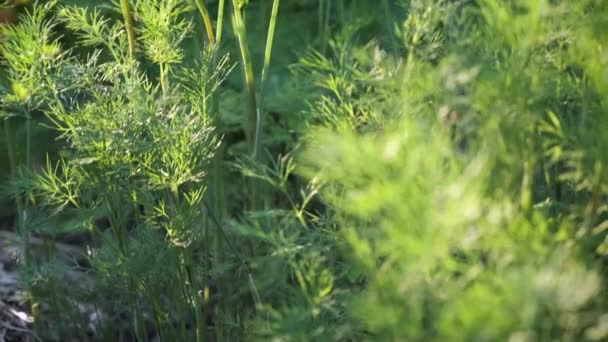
left=193, top=0, right=216, bottom=46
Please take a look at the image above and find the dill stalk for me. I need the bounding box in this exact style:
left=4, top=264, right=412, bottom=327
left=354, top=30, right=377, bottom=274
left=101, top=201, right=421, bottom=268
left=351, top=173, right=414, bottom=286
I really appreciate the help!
left=120, top=0, right=137, bottom=59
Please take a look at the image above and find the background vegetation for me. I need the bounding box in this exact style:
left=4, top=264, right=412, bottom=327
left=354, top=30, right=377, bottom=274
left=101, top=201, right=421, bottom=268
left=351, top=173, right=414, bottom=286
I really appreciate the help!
left=1, top=0, right=608, bottom=341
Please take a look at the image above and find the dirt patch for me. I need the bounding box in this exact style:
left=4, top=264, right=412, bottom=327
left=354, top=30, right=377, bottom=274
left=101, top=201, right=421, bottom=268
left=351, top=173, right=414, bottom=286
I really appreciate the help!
left=1, top=231, right=37, bottom=342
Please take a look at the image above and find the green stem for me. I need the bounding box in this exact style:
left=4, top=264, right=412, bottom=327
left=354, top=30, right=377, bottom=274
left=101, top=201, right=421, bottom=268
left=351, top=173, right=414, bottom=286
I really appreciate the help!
left=160, top=63, right=168, bottom=95
left=203, top=201, right=261, bottom=309
left=233, top=3, right=260, bottom=212
left=120, top=0, right=137, bottom=59
left=318, top=0, right=324, bottom=42
left=175, top=264, right=190, bottom=338
left=3, top=119, right=25, bottom=241
left=216, top=0, right=226, bottom=46
left=253, top=0, right=280, bottom=159
left=151, top=299, right=166, bottom=341
left=22, top=111, right=31, bottom=266
left=182, top=251, right=205, bottom=342
left=3, top=111, right=31, bottom=270
left=232, top=2, right=258, bottom=153
left=194, top=0, right=216, bottom=46
left=208, top=0, right=227, bottom=268
left=210, top=2, right=226, bottom=338
left=210, top=0, right=227, bottom=219
left=25, top=115, right=31, bottom=174
left=521, top=158, right=533, bottom=212
left=3, top=119, right=15, bottom=176
left=321, top=0, right=330, bottom=55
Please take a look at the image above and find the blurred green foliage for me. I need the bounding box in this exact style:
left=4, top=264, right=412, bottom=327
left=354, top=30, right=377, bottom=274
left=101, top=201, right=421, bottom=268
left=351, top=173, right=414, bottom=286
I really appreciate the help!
left=1, top=0, right=608, bottom=341
left=246, top=0, right=608, bottom=340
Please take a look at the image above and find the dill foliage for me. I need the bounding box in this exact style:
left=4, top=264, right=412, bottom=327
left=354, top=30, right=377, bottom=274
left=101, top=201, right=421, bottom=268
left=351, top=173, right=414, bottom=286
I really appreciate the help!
left=1, top=0, right=608, bottom=341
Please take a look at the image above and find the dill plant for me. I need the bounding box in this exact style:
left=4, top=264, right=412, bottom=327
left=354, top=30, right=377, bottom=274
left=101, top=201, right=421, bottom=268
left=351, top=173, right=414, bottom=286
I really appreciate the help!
left=232, top=0, right=608, bottom=340
left=1, top=0, right=236, bottom=339
left=1, top=0, right=286, bottom=339
left=1, top=0, right=64, bottom=301
left=2, top=0, right=608, bottom=341
left=283, top=0, right=608, bottom=340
